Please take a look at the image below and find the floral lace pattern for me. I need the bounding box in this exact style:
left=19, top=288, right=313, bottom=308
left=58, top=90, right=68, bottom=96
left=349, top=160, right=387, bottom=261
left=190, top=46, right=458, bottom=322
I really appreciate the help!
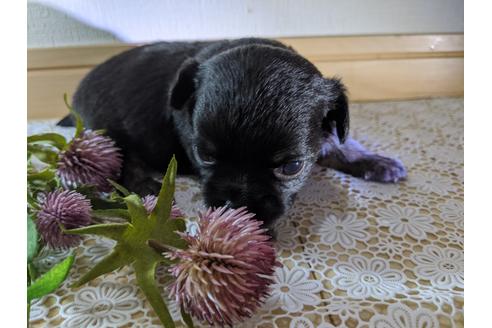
left=28, top=98, right=463, bottom=327
left=61, top=282, right=141, bottom=328
left=332, top=256, right=406, bottom=299
left=369, top=303, right=439, bottom=328
left=412, top=245, right=464, bottom=289
left=375, top=205, right=436, bottom=240
left=266, top=267, right=322, bottom=312
left=310, top=212, right=369, bottom=249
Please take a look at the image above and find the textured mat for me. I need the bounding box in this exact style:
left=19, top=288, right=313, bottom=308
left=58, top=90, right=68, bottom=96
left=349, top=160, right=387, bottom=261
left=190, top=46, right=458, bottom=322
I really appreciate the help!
left=28, top=97, right=464, bottom=328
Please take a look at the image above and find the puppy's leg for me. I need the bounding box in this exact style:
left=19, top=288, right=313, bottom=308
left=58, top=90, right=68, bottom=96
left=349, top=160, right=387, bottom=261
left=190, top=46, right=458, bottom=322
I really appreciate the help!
left=318, top=133, right=407, bottom=183
left=120, top=152, right=163, bottom=196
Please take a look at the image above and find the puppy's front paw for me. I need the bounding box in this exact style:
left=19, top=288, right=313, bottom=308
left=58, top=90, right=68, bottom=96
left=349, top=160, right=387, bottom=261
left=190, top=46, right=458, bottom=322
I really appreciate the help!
left=356, top=155, right=407, bottom=183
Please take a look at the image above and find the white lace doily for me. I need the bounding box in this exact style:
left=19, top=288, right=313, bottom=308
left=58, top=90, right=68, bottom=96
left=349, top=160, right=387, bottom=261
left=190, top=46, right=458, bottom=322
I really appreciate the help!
left=28, top=97, right=464, bottom=328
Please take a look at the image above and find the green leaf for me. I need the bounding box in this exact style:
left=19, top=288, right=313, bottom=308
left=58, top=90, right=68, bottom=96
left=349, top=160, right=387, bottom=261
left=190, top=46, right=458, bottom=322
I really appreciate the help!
left=158, top=218, right=187, bottom=250
left=27, top=144, right=59, bottom=164
left=76, top=185, right=126, bottom=210
left=91, top=209, right=131, bottom=221
left=90, top=196, right=127, bottom=210
left=28, top=178, right=60, bottom=199
left=150, top=156, right=177, bottom=224
left=27, top=191, right=40, bottom=211
left=72, top=248, right=130, bottom=287
left=107, top=179, right=130, bottom=196
left=134, top=261, right=176, bottom=328
left=27, top=168, right=56, bottom=182
left=124, top=194, right=150, bottom=231
left=64, top=93, right=83, bottom=138
left=27, top=215, right=38, bottom=262
left=70, top=156, right=190, bottom=327
left=74, top=184, right=98, bottom=196
left=181, top=305, right=195, bottom=328
left=28, top=263, right=39, bottom=284
left=27, top=133, right=67, bottom=150
left=66, top=222, right=131, bottom=240
left=27, top=254, right=74, bottom=302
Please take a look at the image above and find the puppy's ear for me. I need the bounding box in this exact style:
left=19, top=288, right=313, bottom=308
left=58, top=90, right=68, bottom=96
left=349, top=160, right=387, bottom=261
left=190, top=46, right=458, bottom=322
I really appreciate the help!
left=322, top=78, right=349, bottom=143
left=169, top=59, right=199, bottom=109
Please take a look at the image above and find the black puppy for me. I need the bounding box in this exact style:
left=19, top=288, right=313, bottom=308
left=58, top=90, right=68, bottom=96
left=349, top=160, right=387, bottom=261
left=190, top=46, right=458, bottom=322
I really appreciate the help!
left=63, top=38, right=406, bottom=228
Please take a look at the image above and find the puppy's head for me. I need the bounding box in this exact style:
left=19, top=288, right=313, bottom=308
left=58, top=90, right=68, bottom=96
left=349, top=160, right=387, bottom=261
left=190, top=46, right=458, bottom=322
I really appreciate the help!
left=170, top=44, right=349, bottom=228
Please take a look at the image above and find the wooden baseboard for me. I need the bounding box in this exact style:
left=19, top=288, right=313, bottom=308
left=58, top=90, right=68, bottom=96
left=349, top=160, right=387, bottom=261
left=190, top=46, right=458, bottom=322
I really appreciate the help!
left=27, top=34, right=463, bottom=119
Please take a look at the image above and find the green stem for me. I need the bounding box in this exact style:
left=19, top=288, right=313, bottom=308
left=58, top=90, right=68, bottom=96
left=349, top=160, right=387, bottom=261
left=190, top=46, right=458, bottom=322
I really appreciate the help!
left=28, top=263, right=38, bottom=282
left=27, top=301, right=31, bottom=327
left=27, top=263, right=35, bottom=326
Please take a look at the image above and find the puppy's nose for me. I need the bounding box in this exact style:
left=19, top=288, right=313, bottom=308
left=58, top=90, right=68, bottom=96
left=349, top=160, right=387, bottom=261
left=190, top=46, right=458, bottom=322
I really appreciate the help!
left=222, top=185, right=248, bottom=209
left=224, top=199, right=248, bottom=210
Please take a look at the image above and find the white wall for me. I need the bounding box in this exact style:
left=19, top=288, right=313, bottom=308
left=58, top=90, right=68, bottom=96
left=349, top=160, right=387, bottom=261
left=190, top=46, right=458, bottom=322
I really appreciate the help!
left=28, top=2, right=119, bottom=48
left=28, top=0, right=464, bottom=48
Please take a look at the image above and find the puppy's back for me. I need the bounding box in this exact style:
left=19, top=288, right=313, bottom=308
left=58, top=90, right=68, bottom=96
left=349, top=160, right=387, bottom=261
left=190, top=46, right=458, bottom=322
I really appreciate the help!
left=73, top=42, right=208, bottom=130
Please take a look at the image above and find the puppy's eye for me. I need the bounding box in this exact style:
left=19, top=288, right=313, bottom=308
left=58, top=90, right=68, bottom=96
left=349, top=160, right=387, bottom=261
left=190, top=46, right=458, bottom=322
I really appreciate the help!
left=196, top=148, right=216, bottom=165
left=274, top=161, right=304, bottom=178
